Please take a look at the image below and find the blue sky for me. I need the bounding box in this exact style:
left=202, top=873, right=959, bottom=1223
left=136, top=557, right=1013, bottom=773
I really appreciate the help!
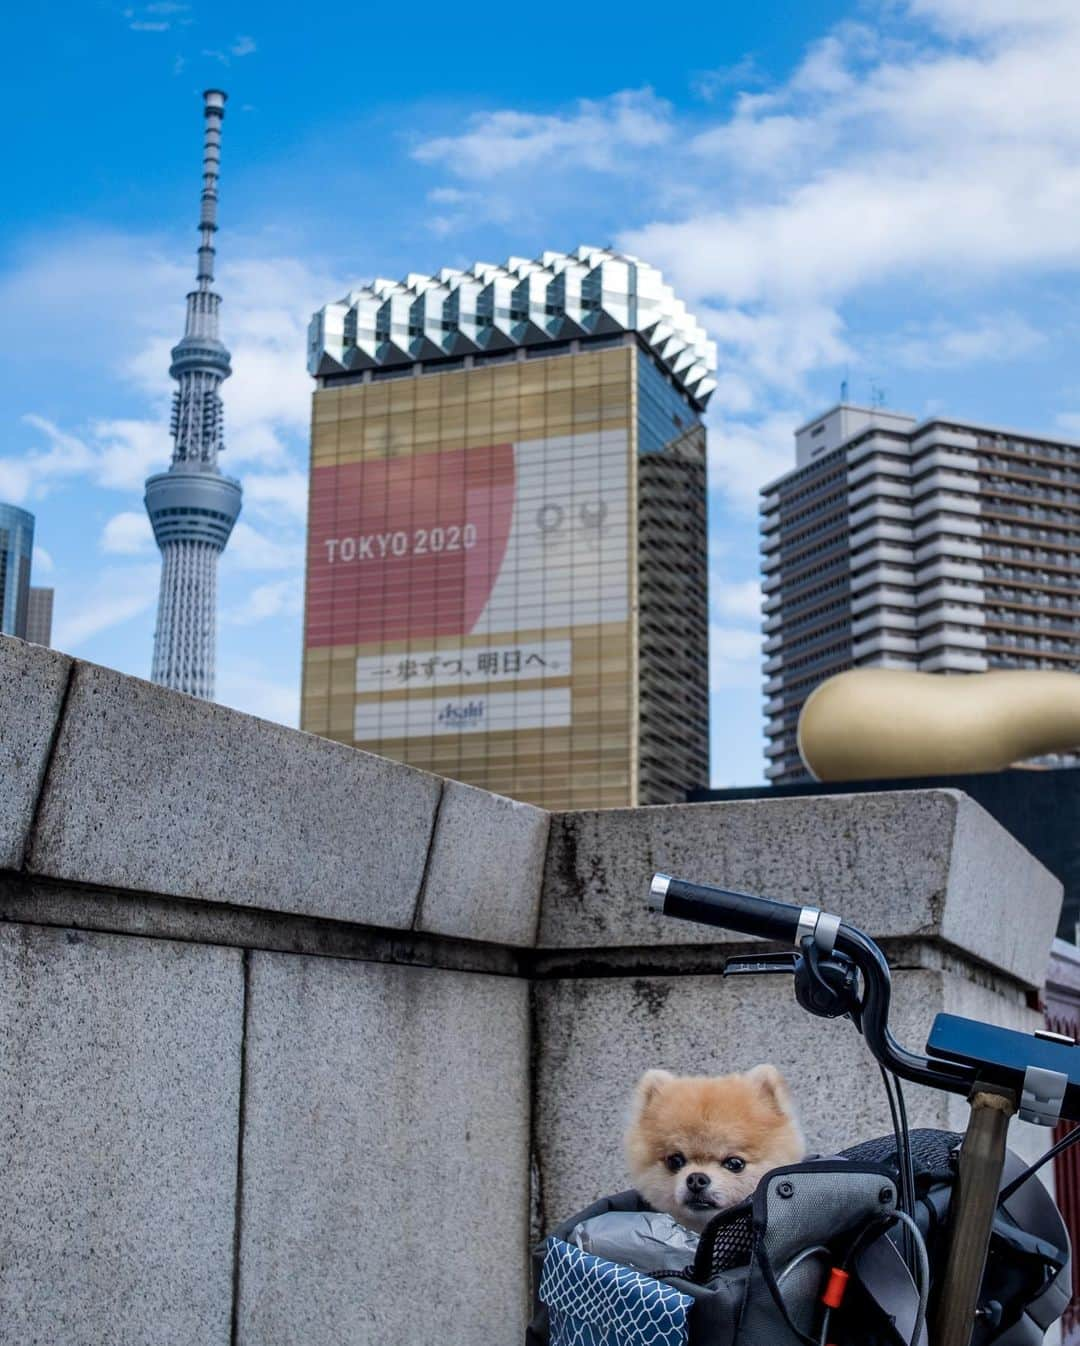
left=4, top=0, right=1080, bottom=785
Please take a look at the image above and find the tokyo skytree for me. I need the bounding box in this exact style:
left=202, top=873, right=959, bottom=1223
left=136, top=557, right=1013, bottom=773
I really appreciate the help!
left=145, top=89, right=242, bottom=699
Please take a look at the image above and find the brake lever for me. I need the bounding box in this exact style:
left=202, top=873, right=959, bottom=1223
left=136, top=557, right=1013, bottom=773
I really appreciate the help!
left=723, top=952, right=799, bottom=977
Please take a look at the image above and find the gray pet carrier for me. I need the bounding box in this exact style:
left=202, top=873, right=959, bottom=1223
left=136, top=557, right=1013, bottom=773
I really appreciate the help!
left=525, top=1131, right=1070, bottom=1346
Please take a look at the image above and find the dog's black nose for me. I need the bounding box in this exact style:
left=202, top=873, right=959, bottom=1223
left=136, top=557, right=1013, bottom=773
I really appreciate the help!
left=686, top=1171, right=711, bottom=1194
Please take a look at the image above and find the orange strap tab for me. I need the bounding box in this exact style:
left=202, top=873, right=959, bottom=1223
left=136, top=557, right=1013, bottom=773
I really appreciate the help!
left=822, top=1267, right=849, bottom=1309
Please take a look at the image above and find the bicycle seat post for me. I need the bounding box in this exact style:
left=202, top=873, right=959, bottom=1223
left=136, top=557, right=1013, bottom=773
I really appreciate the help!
left=931, top=1086, right=1017, bottom=1346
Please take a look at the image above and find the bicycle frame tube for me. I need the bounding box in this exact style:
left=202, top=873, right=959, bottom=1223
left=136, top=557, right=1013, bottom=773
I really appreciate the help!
left=932, top=1089, right=1017, bottom=1346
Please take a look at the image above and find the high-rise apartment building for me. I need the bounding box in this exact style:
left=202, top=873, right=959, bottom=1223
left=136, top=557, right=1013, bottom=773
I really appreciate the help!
left=761, top=404, right=1080, bottom=783
left=302, top=248, right=715, bottom=809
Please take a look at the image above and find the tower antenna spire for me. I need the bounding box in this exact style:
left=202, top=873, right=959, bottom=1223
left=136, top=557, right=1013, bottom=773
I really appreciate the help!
left=196, top=88, right=225, bottom=292
left=143, top=89, right=242, bottom=700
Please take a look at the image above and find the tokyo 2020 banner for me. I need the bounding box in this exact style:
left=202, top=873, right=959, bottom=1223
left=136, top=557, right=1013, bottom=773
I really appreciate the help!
left=304, top=428, right=629, bottom=740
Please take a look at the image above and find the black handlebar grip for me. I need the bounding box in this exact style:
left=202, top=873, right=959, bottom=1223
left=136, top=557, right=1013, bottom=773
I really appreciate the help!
left=648, top=873, right=806, bottom=944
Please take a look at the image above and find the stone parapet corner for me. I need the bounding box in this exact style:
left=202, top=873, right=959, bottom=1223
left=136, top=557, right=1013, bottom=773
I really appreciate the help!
left=539, top=791, right=1061, bottom=990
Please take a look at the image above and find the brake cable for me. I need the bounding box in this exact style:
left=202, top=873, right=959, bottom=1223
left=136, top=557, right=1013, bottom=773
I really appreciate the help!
left=998, top=1123, right=1080, bottom=1206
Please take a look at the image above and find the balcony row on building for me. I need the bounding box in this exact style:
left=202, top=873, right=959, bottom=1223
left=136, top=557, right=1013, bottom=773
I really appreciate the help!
left=759, top=405, right=1080, bottom=783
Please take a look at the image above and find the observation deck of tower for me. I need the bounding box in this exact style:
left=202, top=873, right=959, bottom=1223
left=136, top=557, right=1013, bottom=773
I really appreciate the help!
left=144, top=89, right=242, bottom=699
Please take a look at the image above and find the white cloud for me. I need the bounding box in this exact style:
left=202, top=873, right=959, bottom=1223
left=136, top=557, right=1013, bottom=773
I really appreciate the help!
left=712, top=580, right=762, bottom=622
left=52, top=564, right=160, bottom=651
left=95, top=419, right=174, bottom=489
left=689, top=113, right=822, bottom=176
left=622, top=6, right=1080, bottom=309
left=225, top=576, right=303, bottom=626
left=707, top=411, right=802, bottom=511
left=700, top=303, right=851, bottom=400
left=0, top=415, right=172, bottom=504
left=908, top=0, right=1079, bottom=39
left=691, top=57, right=765, bottom=103
left=875, top=312, right=1046, bottom=370
left=231, top=35, right=256, bottom=56
left=216, top=659, right=299, bottom=726
left=33, top=546, right=54, bottom=575
left=710, top=625, right=762, bottom=689
left=243, top=470, right=309, bottom=523
left=225, top=521, right=303, bottom=572
left=413, top=89, right=673, bottom=178
left=102, top=511, right=154, bottom=555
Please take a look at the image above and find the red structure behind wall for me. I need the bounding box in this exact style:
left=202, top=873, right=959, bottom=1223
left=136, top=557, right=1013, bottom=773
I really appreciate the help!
left=1045, top=941, right=1080, bottom=1343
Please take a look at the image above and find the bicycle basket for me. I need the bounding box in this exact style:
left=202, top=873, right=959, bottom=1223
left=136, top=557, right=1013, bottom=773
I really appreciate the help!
left=527, top=1129, right=1072, bottom=1346
left=528, top=1157, right=908, bottom=1346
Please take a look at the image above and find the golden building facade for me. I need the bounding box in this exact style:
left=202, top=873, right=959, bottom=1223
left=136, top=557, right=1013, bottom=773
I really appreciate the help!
left=302, top=251, right=714, bottom=809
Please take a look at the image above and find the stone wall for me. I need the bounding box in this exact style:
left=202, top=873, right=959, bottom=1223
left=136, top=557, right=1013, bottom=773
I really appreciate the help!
left=0, top=635, right=1063, bottom=1345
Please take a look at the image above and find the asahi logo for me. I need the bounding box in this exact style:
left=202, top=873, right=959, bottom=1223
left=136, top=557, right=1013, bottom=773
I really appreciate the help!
left=436, top=699, right=485, bottom=729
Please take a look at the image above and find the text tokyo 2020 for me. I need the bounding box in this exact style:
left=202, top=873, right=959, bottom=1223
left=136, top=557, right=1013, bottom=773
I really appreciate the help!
left=323, top=524, right=479, bottom=564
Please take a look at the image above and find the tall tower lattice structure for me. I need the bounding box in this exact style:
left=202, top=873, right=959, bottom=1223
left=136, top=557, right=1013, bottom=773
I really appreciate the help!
left=145, top=88, right=242, bottom=699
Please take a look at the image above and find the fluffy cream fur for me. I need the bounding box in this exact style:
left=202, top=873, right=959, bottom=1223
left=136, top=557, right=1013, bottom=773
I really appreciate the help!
left=624, top=1066, right=805, bottom=1232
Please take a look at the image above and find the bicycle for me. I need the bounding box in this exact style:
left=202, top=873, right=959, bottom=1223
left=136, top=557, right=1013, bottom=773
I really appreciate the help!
left=646, top=871, right=1080, bottom=1346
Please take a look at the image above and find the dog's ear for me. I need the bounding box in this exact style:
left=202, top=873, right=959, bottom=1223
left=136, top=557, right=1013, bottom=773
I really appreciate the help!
left=745, top=1063, right=793, bottom=1116
left=632, top=1068, right=674, bottom=1115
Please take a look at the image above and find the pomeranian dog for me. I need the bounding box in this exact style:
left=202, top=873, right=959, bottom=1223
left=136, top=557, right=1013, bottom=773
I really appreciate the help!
left=624, top=1066, right=805, bottom=1232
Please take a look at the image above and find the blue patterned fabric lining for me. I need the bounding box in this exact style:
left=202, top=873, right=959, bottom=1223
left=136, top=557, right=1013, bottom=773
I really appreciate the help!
left=540, top=1237, right=694, bottom=1346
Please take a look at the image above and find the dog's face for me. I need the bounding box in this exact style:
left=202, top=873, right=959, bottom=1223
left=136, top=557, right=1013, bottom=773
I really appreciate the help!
left=624, top=1066, right=805, bottom=1232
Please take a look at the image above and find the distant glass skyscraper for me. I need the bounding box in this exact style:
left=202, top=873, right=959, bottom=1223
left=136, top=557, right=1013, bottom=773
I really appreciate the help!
left=0, top=503, right=52, bottom=646
left=144, top=89, right=241, bottom=699
left=0, top=503, right=34, bottom=638
left=302, top=248, right=715, bottom=809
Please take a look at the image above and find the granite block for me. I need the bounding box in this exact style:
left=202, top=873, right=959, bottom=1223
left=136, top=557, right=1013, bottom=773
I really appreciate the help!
left=0, top=921, right=242, bottom=1345
left=417, top=779, right=548, bottom=945
left=539, top=791, right=1061, bottom=986
left=27, top=659, right=442, bottom=927
left=0, top=635, right=70, bottom=869
left=237, top=951, right=530, bottom=1346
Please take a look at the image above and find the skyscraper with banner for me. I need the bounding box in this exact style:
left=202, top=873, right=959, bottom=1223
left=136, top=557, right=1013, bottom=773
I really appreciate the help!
left=302, top=249, right=714, bottom=809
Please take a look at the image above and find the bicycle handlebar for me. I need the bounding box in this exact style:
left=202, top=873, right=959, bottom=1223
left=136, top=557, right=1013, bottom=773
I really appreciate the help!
left=649, top=872, right=976, bottom=1098
left=648, top=874, right=807, bottom=944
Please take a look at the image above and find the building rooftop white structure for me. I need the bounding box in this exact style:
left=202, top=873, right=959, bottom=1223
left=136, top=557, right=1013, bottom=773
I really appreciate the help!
left=308, top=247, right=717, bottom=409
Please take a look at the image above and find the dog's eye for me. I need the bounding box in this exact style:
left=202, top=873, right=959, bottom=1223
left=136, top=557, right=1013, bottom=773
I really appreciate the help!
left=723, top=1156, right=746, bottom=1173
left=665, top=1153, right=686, bottom=1173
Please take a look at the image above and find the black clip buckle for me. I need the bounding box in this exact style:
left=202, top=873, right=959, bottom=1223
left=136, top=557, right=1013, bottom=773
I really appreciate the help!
left=723, top=953, right=800, bottom=977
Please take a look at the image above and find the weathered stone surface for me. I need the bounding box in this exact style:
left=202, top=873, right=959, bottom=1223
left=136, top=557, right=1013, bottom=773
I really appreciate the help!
left=27, top=659, right=442, bottom=927
left=238, top=952, right=530, bottom=1346
left=944, top=794, right=1062, bottom=990
left=417, top=780, right=548, bottom=945
left=539, top=792, right=1061, bottom=987
left=533, top=962, right=1047, bottom=1232
left=0, top=876, right=520, bottom=976
left=0, top=636, right=70, bottom=870
left=0, top=921, right=242, bottom=1345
